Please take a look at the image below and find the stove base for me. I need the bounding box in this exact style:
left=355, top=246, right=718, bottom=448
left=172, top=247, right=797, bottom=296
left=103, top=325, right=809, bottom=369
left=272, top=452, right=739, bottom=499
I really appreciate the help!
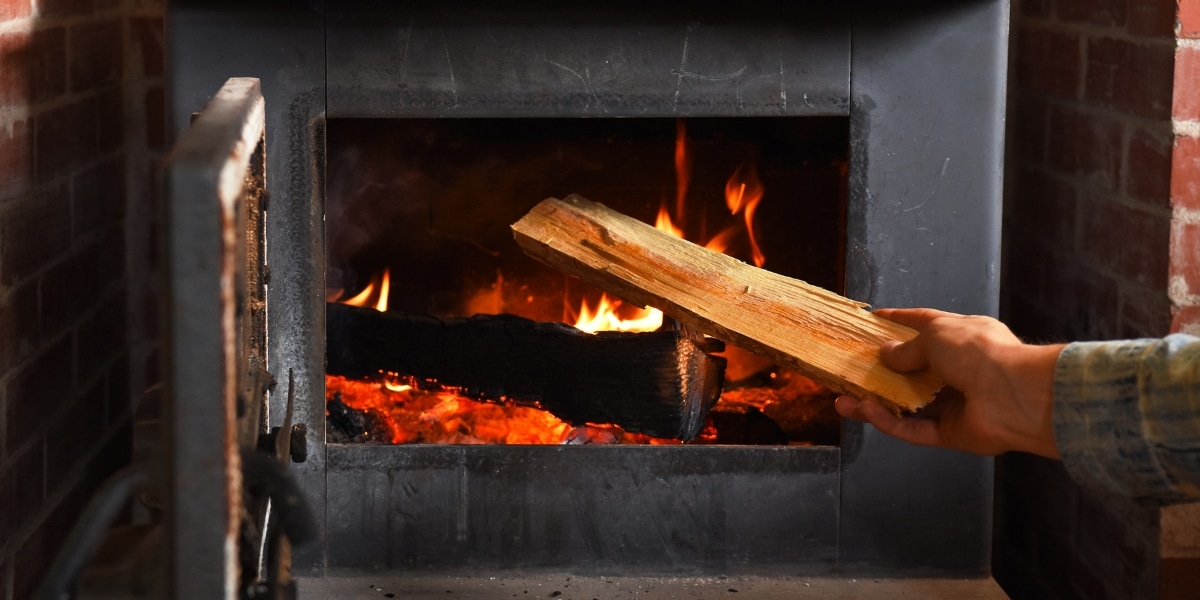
left=297, top=573, right=1008, bottom=599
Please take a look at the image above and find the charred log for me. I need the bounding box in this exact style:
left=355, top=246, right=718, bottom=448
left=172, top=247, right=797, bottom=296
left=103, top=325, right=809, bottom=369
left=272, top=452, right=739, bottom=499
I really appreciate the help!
left=326, top=303, right=726, bottom=440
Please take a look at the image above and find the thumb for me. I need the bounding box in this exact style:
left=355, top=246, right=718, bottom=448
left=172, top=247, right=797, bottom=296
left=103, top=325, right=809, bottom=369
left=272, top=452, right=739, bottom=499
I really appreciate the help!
left=879, top=339, right=929, bottom=373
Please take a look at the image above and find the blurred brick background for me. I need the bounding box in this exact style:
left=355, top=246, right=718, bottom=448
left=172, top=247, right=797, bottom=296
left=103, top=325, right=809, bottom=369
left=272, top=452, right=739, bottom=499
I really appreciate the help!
left=0, top=0, right=163, bottom=597
left=998, top=0, right=1200, bottom=597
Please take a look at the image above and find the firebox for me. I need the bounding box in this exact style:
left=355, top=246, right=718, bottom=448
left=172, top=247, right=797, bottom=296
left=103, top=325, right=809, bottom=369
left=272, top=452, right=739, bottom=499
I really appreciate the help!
left=166, top=0, right=1009, bottom=586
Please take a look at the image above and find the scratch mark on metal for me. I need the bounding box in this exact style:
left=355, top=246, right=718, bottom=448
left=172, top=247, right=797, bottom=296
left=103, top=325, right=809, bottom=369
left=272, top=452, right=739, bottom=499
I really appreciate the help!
left=779, top=53, right=787, bottom=109
left=903, top=157, right=950, bottom=213
left=670, top=65, right=748, bottom=81
left=672, top=29, right=692, bottom=111
left=547, top=59, right=588, bottom=87
left=443, top=42, right=459, bottom=107
left=456, top=462, right=469, bottom=542
left=547, top=59, right=598, bottom=112
left=399, top=14, right=413, bottom=82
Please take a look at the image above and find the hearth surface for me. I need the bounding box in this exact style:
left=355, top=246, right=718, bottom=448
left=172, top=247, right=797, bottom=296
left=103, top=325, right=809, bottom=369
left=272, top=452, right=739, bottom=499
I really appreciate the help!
left=296, top=574, right=1008, bottom=599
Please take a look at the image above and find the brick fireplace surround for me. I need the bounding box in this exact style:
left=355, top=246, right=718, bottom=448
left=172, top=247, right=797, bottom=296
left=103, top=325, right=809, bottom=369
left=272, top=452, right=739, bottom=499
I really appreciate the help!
left=0, top=0, right=1198, bottom=598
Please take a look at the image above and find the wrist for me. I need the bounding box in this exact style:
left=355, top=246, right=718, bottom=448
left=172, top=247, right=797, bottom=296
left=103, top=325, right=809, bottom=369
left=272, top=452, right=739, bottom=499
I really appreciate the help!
left=1000, top=343, right=1065, bottom=458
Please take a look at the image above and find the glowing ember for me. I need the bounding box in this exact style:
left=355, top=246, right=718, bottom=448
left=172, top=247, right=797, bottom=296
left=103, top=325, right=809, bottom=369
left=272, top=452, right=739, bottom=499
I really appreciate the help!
left=341, top=268, right=390, bottom=312
left=326, top=374, right=678, bottom=445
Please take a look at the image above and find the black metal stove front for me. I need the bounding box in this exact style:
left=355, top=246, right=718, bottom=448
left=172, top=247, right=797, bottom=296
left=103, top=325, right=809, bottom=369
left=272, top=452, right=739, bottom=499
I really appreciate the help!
left=167, top=0, right=1008, bottom=583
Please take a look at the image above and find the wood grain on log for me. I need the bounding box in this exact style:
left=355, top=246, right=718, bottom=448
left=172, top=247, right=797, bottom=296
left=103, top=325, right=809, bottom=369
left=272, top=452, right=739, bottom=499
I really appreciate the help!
left=326, top=302, right=726, bottom=440
left=511, top=194, right=943, bottom=413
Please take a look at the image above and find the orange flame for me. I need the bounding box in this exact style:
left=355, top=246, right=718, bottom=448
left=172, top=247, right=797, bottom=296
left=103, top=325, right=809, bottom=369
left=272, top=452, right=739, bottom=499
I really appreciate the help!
left=573, top=293, right=663, bottom=333
left=342, top=269, right=390, bottom=312
left=655, top=203, right=685, bottom=239
left=674, top=119, right=691, bottom=223
left=724, top=163, right=766, bottom=267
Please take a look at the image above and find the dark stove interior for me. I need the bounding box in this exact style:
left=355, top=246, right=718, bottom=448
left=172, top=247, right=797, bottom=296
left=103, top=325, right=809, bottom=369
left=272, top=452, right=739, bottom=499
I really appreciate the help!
left=323, top=116, right=848, bottom=447
left=325, top=117, right=848, bottom=314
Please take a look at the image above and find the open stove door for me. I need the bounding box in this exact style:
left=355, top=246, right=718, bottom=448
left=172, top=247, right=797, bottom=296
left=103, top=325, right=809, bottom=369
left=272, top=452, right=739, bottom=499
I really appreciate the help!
left=162, top=77, right=307, bottom=599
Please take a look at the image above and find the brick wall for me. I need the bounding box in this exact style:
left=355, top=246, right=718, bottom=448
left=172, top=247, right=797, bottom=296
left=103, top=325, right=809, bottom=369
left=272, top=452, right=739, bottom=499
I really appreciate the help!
left=999, top=0, right=1198, bottom=598
left=0, top=0, right=163, bottom=597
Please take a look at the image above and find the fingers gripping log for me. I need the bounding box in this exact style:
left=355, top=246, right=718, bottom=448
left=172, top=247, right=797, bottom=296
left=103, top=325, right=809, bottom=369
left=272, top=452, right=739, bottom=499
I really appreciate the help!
left=511, top=194, right=944, bottom=414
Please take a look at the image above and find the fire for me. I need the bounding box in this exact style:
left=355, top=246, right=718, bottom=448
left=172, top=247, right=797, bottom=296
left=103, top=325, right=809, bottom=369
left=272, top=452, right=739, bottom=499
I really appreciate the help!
left=725, top=163, right=766, bottom=267
left=326, top=374, right=677, bottom=445
left=655, top=203, right=685, bottom=239
left=341, top=268, right=390, bottom=312
left=573, top=293, right=663, bottom=333
left=674, top=119, right=691, bottom=223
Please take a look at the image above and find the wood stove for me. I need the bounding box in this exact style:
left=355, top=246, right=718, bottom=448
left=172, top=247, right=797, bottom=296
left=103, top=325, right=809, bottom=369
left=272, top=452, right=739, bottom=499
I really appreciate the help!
left=165, top=0, right=1009, bottom=589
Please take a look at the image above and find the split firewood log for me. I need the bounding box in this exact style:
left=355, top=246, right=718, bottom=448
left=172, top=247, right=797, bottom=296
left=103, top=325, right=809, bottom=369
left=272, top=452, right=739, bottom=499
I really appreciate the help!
left=511, top=194, right=944, bottom=414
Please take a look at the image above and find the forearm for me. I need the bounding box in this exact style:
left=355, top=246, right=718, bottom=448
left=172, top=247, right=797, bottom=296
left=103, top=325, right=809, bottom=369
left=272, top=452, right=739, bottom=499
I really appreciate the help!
left=1054, top=334, right=1200, bottom=504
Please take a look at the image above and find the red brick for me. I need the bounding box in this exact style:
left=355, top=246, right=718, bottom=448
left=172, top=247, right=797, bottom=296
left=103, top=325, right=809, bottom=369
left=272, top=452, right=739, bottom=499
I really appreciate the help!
left=5, top=336, right=73, bottom=453
left=1126, top=127, right=1172, bottom=209
left=1015, top=27, right=1082, bottom=99
left=0, top=27, right=69, bottom=110
left=0, top=30, right=31, bottom=109
left=30, top=26, right=67, bottom=103
left=46, top=376, right=105, bottom=495
left=96, top=86, right=123, bottom=153
left=34, top=95, right=98, bottom=180
left=1174, top=47, right=1200, bottom=122
left=1128, top=0, right=1177, bottom=37
left=0, top=279, right=41, bottom=373
left=1182, top=0, right=1200, bottom=39
left=1080, top=198, right=1170, bottom=290
left=0, top=116, right=32, bottom=201
left=0, top=444, right=45, bottom=551
left=1061, top=264, right=1121, bottom=340
left=132, top=17, right=163, bottom=77
left=1172, top=221, right=1200, bottom=296
left=1085, top=37, right=1174, bottom=120
left=69, top=19, right=122, bottom=92
left=1056, top=0, right=1127, bottom=28
left=0, top=185, right=72, bottom=286
left=77, top=289, right=126, bottom=384
left=1119, top=289, right=1172, bottom=338
left=1007, top=167, right=1077, bottom=243
left=145, top=86, right=164, bottom=149
left=0, top=0, right=31, bottom=19
left=35, top=0, right=92, bottom=18
left=1047, top=106, right=1123, bottom=188
left=1172, top=136, right=1200, bottom=212
left=72, top=155, right=125, bottom=237
left=41, top=236, right=120, bottom=338
left=1171, top=305, right=1200, bottom=333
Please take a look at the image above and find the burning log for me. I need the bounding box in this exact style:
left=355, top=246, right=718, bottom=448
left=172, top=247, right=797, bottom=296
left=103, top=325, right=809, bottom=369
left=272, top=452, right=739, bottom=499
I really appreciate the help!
left=511, top=194, right=944, bottom=414
left=325, top=302, right=726, bottom=440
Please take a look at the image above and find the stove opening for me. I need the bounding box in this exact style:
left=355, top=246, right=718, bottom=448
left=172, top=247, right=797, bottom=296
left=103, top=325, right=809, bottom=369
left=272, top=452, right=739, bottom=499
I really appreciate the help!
left=324, top=117, right=848, bottom=447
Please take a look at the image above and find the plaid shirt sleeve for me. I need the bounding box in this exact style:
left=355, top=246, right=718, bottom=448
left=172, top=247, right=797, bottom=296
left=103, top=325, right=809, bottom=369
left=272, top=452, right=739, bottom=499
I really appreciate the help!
left=1053, top=334, right=1200, bottom=505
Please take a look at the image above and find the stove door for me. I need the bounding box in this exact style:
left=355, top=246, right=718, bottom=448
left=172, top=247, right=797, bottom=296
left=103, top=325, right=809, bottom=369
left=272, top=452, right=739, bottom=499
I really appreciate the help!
left=162, top=76, right=270, bottom=599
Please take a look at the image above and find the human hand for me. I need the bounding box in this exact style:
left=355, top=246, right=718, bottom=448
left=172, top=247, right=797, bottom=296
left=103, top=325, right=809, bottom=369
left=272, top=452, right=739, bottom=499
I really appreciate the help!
left=834, top=308, right=1065, bottom=458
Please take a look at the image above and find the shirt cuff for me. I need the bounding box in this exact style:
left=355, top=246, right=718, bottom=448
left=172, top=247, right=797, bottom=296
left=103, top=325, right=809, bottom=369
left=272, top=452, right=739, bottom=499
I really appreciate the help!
left=1053, top=338, right=1186, bottom=503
